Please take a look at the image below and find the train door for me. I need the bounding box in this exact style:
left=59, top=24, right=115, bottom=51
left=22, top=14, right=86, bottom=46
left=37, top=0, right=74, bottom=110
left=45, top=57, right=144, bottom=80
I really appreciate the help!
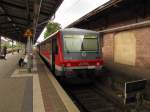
left=51, top=38, right=58, bottom=72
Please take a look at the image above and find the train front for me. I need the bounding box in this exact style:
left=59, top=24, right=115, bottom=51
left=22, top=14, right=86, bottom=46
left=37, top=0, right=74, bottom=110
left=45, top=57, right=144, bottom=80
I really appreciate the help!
left=60, top=29, right=103, bottom=77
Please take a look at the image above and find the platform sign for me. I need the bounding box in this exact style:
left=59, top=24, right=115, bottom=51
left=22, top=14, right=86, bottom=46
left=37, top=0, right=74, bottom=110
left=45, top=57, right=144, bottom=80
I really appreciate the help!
left=124, top=79, right=147, bottom=104
left=24, top=29, right=33, bottom=37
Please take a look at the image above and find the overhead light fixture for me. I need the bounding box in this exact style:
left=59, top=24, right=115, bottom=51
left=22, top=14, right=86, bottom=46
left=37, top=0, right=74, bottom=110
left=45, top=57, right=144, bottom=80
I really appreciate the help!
left=0, top=6, right=4, bottom=13
left=13, top=24, right=16, bottom=27
left=7, top=17, right=12, bottom=21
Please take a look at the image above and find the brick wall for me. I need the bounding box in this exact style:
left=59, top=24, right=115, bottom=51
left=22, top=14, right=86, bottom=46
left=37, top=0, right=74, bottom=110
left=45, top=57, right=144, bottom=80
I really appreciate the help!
left=102, top=26, right=150, bottom=79
left=135, top=27, right=150, bottom=69
left=102, top=33, right=114, bottom=64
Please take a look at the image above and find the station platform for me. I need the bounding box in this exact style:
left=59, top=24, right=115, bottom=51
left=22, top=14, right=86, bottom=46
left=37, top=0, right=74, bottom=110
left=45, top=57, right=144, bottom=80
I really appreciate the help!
left=0, top=52, right=79, bottom=112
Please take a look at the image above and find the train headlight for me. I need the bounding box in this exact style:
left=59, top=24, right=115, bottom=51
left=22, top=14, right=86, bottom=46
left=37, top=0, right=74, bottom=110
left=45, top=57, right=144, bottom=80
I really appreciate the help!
left=66, top=63, right=71, bottom=67
left=96, top=62, right=100, bottom=66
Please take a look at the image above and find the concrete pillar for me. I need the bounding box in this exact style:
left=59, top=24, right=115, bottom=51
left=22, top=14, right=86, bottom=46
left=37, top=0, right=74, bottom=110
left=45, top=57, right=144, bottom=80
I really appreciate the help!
left=12, top=40, right=14, bottom=54
left=27, top=36, right=33, bottom=72
left=0, top=36, right=1, bottom=55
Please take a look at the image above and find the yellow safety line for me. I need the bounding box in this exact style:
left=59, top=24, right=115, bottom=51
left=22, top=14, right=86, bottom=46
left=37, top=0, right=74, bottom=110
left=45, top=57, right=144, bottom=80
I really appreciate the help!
left=33, top=74, right=45, bottom=112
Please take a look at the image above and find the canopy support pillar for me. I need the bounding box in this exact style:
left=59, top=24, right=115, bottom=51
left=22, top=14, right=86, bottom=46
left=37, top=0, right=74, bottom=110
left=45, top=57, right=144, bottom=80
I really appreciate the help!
left=27, top=36, right=33, bottom=72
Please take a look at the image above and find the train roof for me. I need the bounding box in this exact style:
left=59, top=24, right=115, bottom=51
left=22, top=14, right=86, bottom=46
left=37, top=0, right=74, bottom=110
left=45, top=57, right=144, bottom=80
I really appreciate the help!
left=60, top=28, right=99, bottom=34
left=38, top=28, right=99, bottom=45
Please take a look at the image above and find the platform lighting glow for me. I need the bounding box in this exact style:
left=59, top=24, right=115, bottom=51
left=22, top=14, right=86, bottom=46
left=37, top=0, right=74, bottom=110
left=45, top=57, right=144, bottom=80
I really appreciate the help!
left=1, top=36, right=9, bottom=42
left=13, top=41, right=17, bottom=45
left=9, top=41, right=16, bottom=45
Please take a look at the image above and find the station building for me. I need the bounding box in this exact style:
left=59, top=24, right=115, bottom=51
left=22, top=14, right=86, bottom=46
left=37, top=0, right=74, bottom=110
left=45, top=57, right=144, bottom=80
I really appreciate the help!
left=68, top=0, right=150, bottom=80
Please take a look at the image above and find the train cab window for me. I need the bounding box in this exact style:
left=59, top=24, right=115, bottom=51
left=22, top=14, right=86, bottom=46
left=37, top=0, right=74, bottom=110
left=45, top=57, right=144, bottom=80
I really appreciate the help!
left=63, top=34, right=98, bottom=53
left=82, top=34, right=98, bottom=51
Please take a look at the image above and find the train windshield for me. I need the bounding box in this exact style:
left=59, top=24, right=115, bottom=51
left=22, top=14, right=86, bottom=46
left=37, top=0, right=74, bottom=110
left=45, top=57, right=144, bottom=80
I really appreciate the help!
left=63, top=34, right=98, bottom=52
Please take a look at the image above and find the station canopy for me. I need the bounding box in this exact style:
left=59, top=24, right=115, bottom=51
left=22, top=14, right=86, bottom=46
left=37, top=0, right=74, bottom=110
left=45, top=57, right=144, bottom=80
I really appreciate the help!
left=67, top=0, right=150, bottom=31
left=0, top=0, right=63, bottom=43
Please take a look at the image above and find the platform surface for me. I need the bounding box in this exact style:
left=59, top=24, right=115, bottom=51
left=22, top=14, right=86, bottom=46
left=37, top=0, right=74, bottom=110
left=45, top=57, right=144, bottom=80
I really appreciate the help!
left=0, top=52, right=31, bottom=112
left=0, top=52, right=79, bottom=112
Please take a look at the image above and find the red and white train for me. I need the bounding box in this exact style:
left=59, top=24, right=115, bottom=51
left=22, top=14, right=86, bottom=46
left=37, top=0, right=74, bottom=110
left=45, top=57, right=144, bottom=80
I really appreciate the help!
left=37, top=28, right=103, bottom=77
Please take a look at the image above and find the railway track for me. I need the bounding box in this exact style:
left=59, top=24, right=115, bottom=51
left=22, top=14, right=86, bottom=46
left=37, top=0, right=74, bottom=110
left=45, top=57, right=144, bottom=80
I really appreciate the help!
left=63, top=78, right=150, bottom=112
left=41, top=56, right=150, bottom=112
left=60, top=78, right=121, bottom=112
